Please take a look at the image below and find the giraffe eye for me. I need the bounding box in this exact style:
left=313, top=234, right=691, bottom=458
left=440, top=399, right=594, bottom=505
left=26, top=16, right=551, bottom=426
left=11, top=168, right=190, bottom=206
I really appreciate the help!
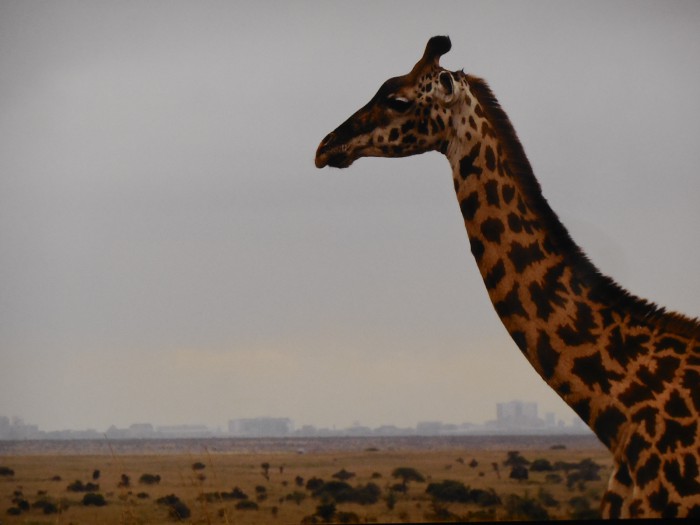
left=385, top=96, right=412, bottom=112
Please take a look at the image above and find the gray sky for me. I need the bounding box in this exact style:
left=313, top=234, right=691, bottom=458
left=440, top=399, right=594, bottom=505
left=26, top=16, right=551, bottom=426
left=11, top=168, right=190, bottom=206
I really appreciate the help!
left=1, top=0, right=699, bottom=432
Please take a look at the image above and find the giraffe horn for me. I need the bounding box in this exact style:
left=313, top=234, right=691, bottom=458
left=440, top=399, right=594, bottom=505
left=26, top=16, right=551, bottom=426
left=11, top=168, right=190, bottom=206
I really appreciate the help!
left=411, top=35, right=452, bottom=76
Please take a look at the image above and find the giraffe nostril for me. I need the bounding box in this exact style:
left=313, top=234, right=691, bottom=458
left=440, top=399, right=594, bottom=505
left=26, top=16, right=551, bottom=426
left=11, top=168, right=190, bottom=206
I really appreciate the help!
left=320, top=132, right=336, bottom=149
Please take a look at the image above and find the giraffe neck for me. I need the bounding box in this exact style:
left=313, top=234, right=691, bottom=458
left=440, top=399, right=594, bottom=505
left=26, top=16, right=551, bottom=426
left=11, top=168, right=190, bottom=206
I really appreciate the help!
left=446, top=75, right=640, bottom=452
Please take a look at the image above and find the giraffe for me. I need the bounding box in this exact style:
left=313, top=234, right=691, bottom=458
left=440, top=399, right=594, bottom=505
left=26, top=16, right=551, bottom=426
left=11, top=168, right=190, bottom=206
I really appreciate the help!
left=315, top=36, right=700, bottom=518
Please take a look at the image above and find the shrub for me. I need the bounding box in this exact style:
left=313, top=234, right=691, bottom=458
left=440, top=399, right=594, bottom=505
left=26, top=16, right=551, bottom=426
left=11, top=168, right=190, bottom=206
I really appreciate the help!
left=12, top=498, right=29, bottom=511
left=509, top=465, right=529, bottom=481
left=314, top=502, right=336, bottom=523
left=305, top=477, right=324, bottom=492
left=6, top=507, right=22, bottom=516
left=191, top=462, right=206, bottom=470
left=335, top=510, right=360, bottom=523
left=139, top=473, right=161, bottom=485
left=390, top=482, right=407, bottom=493
left=391, top=467, right=426, bottom=485
left=235, top=500, right=259, bottom=510
left=0, top=466, right=14, bottom=477
left=285, top=491, right=306, bottom=505
left=67, top=480, right=99, bottom=492
left=505, top=493, right=550, bottom=521
left=530, top=458, right=553, bottom=471
left=156, top=494, right=190, bottom=520
left=168, top=501, right=191, bottom=520
left=295, top=475, right=305, bottom=487
left=426, top=480, right=470, bottom=503
left=82, top=493, right=107, bottom=506
left=311, top=481, right=381, bottom=505
left=569, top=495, right=601, bottom=519
left=503, top=451, right=530, bottom=467
left=545, top=473, right=564, bottom=484
left=538, top=487, right=559, bottom=508
left=332, top=468, right=355, bottom=481
left=33, top=498, right=60, bottom=514
left=42, top=501, right=60, bottom=514
left=470, top=488, right=501, bottom=507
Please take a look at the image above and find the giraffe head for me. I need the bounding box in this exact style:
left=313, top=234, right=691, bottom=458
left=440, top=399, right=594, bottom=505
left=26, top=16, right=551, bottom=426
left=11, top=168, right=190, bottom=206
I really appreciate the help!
left=315, top=36, right=464, bottom=169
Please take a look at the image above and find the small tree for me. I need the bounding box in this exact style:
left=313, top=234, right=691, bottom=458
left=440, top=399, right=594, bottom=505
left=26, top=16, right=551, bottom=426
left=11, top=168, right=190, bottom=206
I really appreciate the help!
left=504, top=451, right=530, bottom=468
left=510, top=465, right=529, bottom=481
left=332, top=468, right=356, bottom=481
left=82, top=493, right=107, bottom=506
left=139, top=473, right=161, bottom=485
left=530, top=459, right=553, bottom=472
left=391, top=467, right=425, bottom=490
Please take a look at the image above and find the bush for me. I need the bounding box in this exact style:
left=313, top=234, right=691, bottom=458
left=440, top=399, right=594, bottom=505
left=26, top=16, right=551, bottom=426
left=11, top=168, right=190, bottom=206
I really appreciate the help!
left=0, top=466, right=15, bottom=476
left=509, top=465, right=529, bottom=480
left=530, top=458, right=553, bottom=471
left=305, top=477, right=324, bottom=492
left=285, top=491, right=306, bottom=505
left=569, top=495, right=601, bottom=519
left=33, top=498, right=60, bottom=514
left=82, top=493, right=107, bottom=506
left=168, top=501, right=191, bottom=520
left=470, top=488, right=501, bottom=507
left=235, top=500, right=259, bottom=510
left=503, top=451, right=530, bottom=467
left=12, top=498, right=29, bottom=511
left=311, top=481, right=381, bottom=505
left=545, top=473, right=563, bottom=484
left=426, top=480, right=471, bottom=503
left=391, top=467, right=425, bottom=485
left=67, top=480, right=99, bottom=492
left=191, top=462, right=206, bottom=470
left=139, top=473, right=161, bottom=485
left=156, top=494, right=190, bottom=520
left=332, top=468, right=355, bottom=481
left=505, top=493, right=550, bottom=521
left=335, top=510, right=360, bottom=523
left=538, top=488, right=559, bottom=508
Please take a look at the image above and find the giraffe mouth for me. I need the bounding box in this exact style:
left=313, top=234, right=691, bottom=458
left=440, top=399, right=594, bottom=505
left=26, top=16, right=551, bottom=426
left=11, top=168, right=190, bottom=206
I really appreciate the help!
left=315, top=139, right=355, bottom=169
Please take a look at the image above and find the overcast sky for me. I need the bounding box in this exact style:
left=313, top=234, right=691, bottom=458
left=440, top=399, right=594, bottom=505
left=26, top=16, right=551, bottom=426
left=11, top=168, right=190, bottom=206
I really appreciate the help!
left=1, top=1, right=699, bottom=432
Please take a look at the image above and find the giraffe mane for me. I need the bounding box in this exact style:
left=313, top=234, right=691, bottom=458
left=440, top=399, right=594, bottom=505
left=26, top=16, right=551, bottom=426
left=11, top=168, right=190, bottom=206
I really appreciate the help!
left=466, top=74, right=700, bottom=341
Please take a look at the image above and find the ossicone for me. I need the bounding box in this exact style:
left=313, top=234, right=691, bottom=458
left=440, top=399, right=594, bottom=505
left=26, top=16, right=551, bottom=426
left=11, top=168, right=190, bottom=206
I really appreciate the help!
left=411, top=35, right=452, bottom=76
left=425, top=35, right=451, bottom=61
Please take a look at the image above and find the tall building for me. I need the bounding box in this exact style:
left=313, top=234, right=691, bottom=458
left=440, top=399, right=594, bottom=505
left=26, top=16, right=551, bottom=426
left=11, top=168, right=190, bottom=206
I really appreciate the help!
left=496, top=401, right=543, bottom=428
left=228, top=417, right=293, bottom=437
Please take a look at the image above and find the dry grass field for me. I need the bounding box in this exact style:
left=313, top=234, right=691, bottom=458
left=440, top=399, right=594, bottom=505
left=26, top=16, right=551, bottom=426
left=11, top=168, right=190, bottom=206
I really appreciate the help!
left=0, top=435, right=611, bottom=524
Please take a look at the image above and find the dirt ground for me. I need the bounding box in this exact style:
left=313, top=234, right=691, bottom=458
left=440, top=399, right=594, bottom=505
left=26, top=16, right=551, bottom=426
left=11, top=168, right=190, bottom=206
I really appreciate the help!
left=0, top=434, right=611, bottom=523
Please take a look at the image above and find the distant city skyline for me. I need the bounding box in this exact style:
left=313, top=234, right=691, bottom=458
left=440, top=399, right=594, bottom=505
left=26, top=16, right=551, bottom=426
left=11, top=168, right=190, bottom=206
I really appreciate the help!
left=0, top=400, right=590, bottom=441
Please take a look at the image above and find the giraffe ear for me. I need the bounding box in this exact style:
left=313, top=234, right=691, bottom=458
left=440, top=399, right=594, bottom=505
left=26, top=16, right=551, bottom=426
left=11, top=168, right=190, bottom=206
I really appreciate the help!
left=437, top=71, right=457, bottom=104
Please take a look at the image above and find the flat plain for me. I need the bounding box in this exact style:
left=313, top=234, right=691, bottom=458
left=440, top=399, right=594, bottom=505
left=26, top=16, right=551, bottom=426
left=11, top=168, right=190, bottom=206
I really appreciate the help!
left=0, top=435, right=610, bottom=523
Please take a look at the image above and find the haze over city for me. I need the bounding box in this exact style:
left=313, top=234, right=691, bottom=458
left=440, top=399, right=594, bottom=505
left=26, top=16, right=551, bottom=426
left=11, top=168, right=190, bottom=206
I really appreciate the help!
left=2, top=1, right=699, bottom=434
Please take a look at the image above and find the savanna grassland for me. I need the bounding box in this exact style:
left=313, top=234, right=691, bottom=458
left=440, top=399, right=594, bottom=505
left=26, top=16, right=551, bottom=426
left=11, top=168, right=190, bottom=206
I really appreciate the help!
left=0, top=435, right=611, bottom=524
